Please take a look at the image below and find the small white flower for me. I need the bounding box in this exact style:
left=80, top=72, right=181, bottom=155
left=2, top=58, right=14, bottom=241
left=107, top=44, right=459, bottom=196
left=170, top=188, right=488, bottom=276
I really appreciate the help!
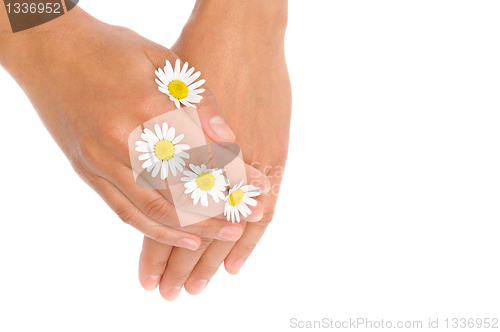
left=155, top=59, right=205, bottom=109
left=224, top=181, right=260, bottom=223
left=135, top=122, right=190, bottom=179
left=181, top=164, right=228, bottom=207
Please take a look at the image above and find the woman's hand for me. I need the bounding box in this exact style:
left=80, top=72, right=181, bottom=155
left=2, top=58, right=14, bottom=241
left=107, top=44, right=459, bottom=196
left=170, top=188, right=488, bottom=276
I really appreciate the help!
left=138, top=0, right=291, bottom=299
left=0, top=7, right=269, bottom=250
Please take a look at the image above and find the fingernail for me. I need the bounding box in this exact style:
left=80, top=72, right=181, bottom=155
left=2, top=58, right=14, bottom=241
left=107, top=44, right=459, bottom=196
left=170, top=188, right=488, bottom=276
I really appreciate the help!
left=209, top=115, right=236, bottom=141
left=165, top=286, right=182, bottom=301
left=245, top=206, right=263, bottom=222
left=258, top=182, right=271, bottom=195
left=143, top=275, right=161, bottom=291
left=190, top=280, right=209, bottom=295
left=231, top=259, right=246, bottom=274
left=218, top=226, right=242, bottom=241
left=177, top=238, right=199, bottom=250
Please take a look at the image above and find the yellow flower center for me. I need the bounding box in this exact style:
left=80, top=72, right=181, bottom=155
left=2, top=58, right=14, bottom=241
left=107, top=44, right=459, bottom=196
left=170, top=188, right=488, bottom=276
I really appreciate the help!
left=196, top=172, right=216, bottom=191
left=168, top=80, right=189, bottom=100
left=154, top=140, right=175, bottom=161
left=228, top=189, right=244, bottom=206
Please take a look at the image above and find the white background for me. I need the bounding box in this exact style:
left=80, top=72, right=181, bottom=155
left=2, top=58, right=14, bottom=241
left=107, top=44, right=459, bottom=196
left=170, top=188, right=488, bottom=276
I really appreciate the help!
left=1, top=1, right=499, bottom=331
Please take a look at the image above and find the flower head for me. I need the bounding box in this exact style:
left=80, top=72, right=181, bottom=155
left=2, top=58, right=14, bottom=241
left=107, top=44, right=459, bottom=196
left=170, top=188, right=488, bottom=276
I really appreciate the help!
left=224, top=181, right=260, bottom=223
left=135, top=122, right=190, bottom=179
left=155, top=59, right=205, bottom=109
left=181, top=164, right=228, bottom=207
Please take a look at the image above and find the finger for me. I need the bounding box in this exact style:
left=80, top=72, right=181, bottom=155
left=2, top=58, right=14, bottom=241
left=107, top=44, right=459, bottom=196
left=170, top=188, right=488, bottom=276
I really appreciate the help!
left=223, top=221, right=270, bottom=275
left=184, top=240, right=234, bottom=295
left=196, top=89, right=236, bottom=143
left=159, top=241, right=213, bottom=301
left=91, top=175, right=202, bottom=249
left=139, top=237, right=173, bottom=291
left=107, top=165, right=245, bottom=241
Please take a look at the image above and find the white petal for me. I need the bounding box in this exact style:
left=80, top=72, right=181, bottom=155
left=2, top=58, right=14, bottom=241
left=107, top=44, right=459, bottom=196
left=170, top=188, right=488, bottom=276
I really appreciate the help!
left=172, top=134, right=184, bottom=144
left=179, top=61, right=188, bottom=81
left=245, top=197, right=257, bottom=207
left=154, top=69, right=165, bottom=83
left=142, top=159, right=152, bottom=169
left=155, top=78, right=169, bottom=90
left=201, top=191, right=208, bottom=207
left=164, top=60, right=174, bottom=81
left=158, top=86, right=171, bottom=96
left=161, top=161, right=168, bottom=179
left=210, top=191, right=220, bottom=203
left=174, top=99, right=181, bottom=109
left=138, top=153, right=153, bottom=161
left=182, top=171, right=197, bottom=179
left=187, top=79, right=205, bottom=90
left=174, top=59, right=181, bottom=80
left=180, top=99, right=195, bottom=108
left=154, top=124, right=163, bottom=140
left=185, top=71, right=201, bottom=85
left=162, top=122, right=169, bottom=140
left=174, top=144, right=190, bottom=152
left=166, top=127, right=175, bottom=141
left=152, top=160, right=162, bottom=177
left=144, top=128, right=159, bottom=143
left=172, top=155, right=187, bottom=167
left=166, top=160, right=175, bottom=177
left=136, top=146, right=152, bottom=153
left=182, top=67, right=195, bottom=82
left=184, top=183, right=197, bottom=194
left=188, top=89, right=205, bottom=96
left=192, top=189, right=201, bottom=205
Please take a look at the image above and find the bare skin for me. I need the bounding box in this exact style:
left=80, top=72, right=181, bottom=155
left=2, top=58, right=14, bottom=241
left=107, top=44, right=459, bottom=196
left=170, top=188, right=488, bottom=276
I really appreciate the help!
left=0, top=6, right=270, bottom=250
left=138, top=0, right=291, bottom=299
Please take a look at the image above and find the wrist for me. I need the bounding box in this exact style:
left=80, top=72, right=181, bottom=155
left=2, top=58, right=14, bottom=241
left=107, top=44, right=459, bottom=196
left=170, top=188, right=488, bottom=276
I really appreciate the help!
left=0, top=4, right=90, bottom=76
left=188, top=0, right=288, bottom=40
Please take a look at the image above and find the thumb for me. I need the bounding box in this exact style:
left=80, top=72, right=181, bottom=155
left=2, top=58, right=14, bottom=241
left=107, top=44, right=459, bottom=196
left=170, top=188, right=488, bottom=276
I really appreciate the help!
left=196, top=89, right=236, bottom=143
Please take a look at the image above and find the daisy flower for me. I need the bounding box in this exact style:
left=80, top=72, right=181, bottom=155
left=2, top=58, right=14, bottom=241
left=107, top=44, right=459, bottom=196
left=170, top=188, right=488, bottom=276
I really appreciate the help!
left=155, top=59, right=205, bottom=109
left=224, top=181, right=260, bottom=223
left=181, top=164, right=228, bottom=207
left=135, top=123, right=190, bottom=179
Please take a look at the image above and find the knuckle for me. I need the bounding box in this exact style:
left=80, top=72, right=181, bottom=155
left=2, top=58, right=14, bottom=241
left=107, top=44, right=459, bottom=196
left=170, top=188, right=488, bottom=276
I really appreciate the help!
left=150, top=226, right=173, bottom=244
left=165, top=270, right=192, bottom=284
left=116, top=206, right=138, bottom=226
left=78, top=141, right=101, bottom=165
left=144, top=197, right=173, bottom=222
left=97, top=120, right=130, bottom=156
left=199, top=264, right=220, bottom=277
left=144, top=258, right=168, bottom=270
left=258, top=211, right=275, bottom=227
left=197, top=238, right=214, bottom=251
left=239, top=242, right=258, bottom=254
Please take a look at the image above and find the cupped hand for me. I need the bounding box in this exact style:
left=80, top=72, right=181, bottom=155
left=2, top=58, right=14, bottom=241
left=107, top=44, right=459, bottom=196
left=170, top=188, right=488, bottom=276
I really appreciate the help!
left=138, top=1, right=291, bottom=299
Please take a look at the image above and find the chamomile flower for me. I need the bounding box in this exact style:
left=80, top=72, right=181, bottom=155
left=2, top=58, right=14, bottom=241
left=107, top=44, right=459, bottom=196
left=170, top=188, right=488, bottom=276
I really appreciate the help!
left=224, top=181, right=260, bottom=223
left=135, top=123, right=190, bottom=179
left=155, top=59, right=205, bottom=109
left=181, top=164, right=228, bottom=207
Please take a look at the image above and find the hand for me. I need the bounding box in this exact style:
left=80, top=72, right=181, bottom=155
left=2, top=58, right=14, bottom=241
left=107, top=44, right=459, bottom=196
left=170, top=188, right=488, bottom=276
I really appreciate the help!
left=138, top=0, right=291, bottom=299
left=0, top=7, right=269, bottom=250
